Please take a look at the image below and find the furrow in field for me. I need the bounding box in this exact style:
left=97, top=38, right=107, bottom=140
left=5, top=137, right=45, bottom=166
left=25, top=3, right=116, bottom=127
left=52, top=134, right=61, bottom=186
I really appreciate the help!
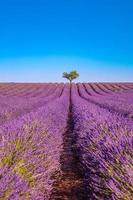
left=101, top=83, right=116, bottom=92
left=0, top=84, right=64, bottom=126
left=123, top=83, right=133, bottom=90
left=118, top=83, right=132, bottom=91
left=83, top=83, right=99, bottom=96
left=94, top=83, right=110, bottom=94
left=0, top=85, right=70, bottom=200
left=84, top=83, right=133, bottom=102
left=71, top=83, right=133, bottom=200
left=99, top=83, right=115, bottom=93
left=89, top=83, right=101, bottom=94
left=113, top=83, right=130, bottom=91
left=1, top=84, right=29, bottom=96
left=50, top=84, right=87, bottom=200
left=91, top=83, right=112, bottom=95
left=78, top=83, right=133, bottom=118
left=109, top=83, right=130, bottom=92
left=3, top=83, right=49, bottom=97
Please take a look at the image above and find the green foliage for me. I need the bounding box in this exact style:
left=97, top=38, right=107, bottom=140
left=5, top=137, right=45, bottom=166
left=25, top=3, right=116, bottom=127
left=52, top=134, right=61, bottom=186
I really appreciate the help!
left=14, top=160, right=35, bottom=186
left=62, top=70, right=79, bottom=83
left=1, top=151, right=14, bottom=167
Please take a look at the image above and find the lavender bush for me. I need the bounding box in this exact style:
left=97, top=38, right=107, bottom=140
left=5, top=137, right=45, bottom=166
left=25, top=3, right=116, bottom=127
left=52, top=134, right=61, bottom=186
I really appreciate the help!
left=0, top=84, right=70, bottom=199
left=71, top=83, right=133, bottom=200
left=0, top=82, right=132, bottom=199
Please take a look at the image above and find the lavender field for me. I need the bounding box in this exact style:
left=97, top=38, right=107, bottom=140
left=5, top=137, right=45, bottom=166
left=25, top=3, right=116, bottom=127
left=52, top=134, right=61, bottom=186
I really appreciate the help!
left=0, top=82, right=133, bottom=200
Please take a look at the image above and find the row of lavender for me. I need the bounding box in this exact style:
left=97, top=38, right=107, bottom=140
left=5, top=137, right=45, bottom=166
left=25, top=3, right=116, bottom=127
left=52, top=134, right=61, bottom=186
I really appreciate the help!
left=78, top=83, right=133, bottom=117
left=0, top=82, right=132, bottom=199
left=0, top=84, right=64, bottom=125
left=0, top=83, right=56, bottom=98
left=72, top=84, right=133, bottom=200
left=0, top=83, right=132, bottom=98
left=83, top=83, right=133, bottom=103
left=0, top=84, right=70, bottom=199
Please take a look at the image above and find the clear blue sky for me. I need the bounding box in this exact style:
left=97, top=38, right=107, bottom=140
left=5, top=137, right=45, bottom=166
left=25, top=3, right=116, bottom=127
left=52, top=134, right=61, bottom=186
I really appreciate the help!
left=0, top=0, right=133, bottom=82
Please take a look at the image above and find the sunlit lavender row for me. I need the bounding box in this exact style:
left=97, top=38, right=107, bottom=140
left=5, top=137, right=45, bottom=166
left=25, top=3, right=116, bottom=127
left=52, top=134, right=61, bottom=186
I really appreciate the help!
left=72, top=84, right=133, bottom=200
left=0, top=82, right=133, bottom=199
left=0, top=84, right=69, bottom=199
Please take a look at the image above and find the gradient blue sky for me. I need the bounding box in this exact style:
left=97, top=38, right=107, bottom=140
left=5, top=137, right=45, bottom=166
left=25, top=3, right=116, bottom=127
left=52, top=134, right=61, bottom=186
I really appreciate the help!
left=0, top=0, right=133, bottom=82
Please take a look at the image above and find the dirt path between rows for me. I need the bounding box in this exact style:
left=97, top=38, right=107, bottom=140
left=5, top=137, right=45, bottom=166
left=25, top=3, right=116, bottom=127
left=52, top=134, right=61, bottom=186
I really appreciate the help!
left=50, top=86, right=87, bottom=200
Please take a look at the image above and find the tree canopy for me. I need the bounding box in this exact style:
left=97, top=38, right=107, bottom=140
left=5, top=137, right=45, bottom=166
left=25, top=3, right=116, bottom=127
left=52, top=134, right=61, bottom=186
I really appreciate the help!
left=62, top=70, right=79, bottom=83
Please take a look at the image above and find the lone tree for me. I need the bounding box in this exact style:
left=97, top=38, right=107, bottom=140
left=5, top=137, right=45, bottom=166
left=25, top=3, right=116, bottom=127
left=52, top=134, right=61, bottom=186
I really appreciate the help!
left=62, top=70, right=79, bottom=83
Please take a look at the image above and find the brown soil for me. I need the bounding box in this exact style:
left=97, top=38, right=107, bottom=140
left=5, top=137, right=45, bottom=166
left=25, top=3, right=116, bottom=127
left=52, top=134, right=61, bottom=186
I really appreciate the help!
left=50, top=86, right=87, bottom=200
